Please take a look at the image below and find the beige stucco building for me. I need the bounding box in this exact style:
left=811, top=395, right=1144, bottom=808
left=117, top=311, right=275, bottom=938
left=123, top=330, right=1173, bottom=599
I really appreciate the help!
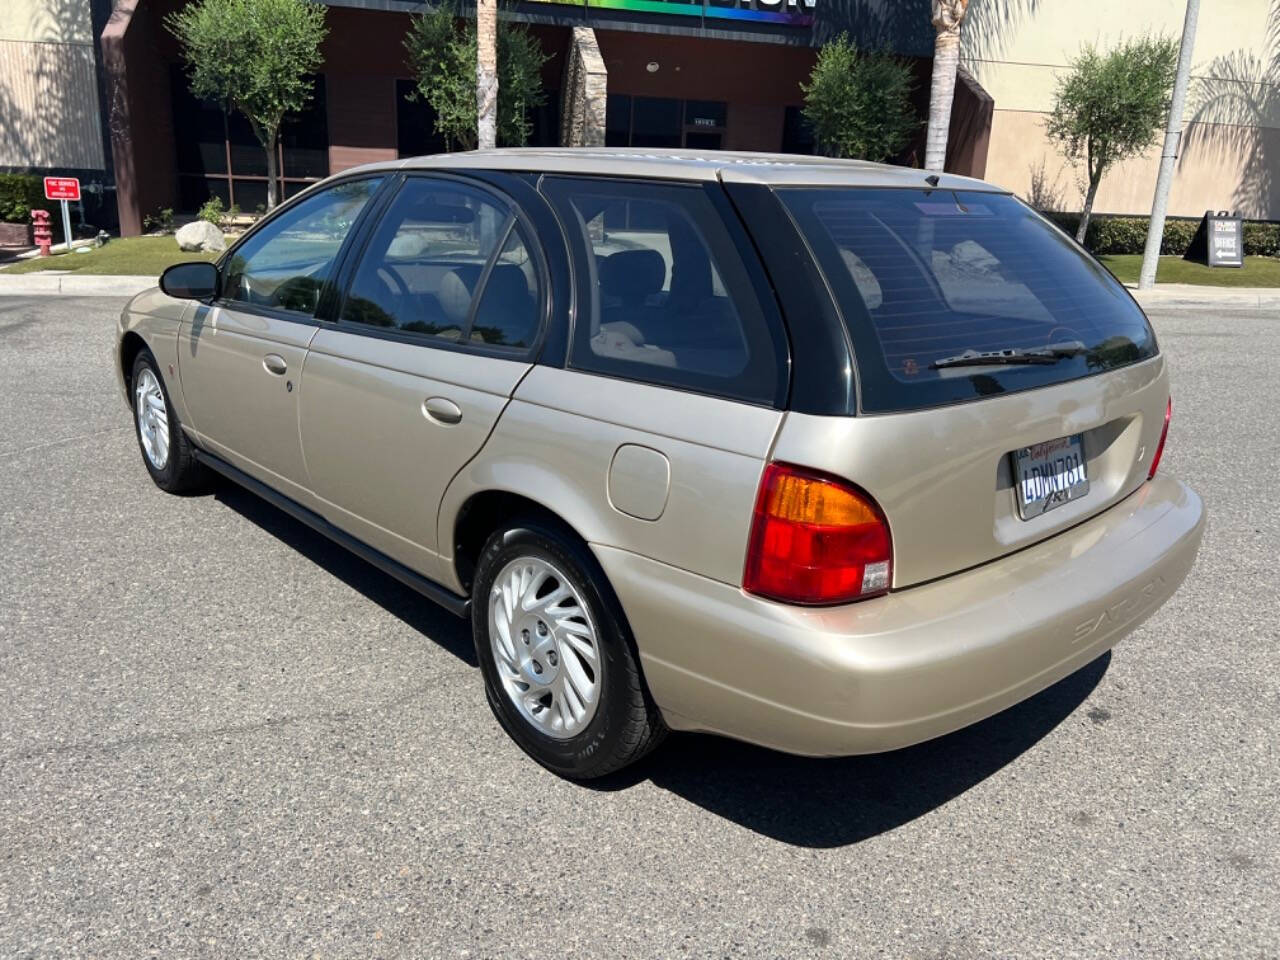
left=968, top=0, right=1280, bottom=219
left=0, top=0, right=107, bottom=173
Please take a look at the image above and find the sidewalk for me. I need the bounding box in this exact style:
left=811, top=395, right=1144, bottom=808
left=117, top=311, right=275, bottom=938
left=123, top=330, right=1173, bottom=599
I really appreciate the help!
left=1127, top=284, right=1280, bottom=310
left=0, top=273, right=158, bottom=297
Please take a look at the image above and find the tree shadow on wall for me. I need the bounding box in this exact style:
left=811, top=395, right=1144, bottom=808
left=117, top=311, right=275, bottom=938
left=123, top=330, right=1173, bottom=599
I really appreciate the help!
left=0, top=0, right=104, bottom=174
left=1180, top=0, right=1280, bottom=218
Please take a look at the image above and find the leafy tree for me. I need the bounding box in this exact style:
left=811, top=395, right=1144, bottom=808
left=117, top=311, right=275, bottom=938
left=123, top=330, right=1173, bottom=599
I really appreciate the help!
left=801, top=35, right=917, bottom=164
left=404, top=6, right=547, bottom=152
left=168, top=0, right=326, bottom=211
left=1046, top=37, right=1179, bottom=243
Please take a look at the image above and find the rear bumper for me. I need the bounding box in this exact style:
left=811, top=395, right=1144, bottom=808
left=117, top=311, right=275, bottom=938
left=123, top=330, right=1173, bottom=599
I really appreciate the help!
left=594, top=474, right=1205, bottom=757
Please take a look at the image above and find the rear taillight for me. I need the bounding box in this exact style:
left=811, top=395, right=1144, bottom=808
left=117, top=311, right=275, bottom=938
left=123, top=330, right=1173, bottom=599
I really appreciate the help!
left=1148, top=396, right=1172, bottom=479
left=743, top=462, right=892, bottom=606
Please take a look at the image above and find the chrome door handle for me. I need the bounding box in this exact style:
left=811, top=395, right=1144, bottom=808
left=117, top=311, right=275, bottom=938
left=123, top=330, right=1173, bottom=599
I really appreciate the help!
left=423, top=396, right=463, bottom=425
left=262, top=354, right=288, bottom=376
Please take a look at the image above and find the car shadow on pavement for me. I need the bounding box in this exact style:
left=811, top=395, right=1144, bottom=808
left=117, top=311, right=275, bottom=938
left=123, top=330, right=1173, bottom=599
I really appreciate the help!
left=212, top=479, right=477, bottom=666
left=611, top=652, right=1111, bottom=848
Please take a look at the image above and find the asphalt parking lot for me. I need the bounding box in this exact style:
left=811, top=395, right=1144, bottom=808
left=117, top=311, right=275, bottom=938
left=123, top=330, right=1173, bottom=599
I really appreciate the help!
left=0, top=295, right=1276, bottom=958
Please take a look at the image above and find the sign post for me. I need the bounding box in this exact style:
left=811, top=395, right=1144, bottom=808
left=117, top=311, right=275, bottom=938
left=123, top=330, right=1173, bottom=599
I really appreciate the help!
left=1184, top=210, right=1244, bottom=268
left=43, top=177, right=81, bottom=253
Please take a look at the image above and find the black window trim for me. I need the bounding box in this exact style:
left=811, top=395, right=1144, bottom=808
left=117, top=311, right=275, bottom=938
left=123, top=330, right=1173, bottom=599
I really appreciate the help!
left=324, top=170, right=555, bottom=363
left=537, top=173, right=791, bottom=410
left=210, top=171, right=394, bottom=328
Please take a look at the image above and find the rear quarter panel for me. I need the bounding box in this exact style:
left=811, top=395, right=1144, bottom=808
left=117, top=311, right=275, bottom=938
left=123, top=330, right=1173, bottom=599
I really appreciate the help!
left=435, top=365, right=782, bottom=594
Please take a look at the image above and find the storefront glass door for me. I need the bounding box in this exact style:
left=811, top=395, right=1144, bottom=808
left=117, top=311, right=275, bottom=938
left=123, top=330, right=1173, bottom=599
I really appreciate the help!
left=606, top=95, right=727, bottom=150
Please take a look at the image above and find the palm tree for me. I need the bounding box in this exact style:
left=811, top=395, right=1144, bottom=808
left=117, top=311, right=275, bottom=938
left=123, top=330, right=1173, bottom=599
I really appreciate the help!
left=925, top=0, right=971, bottom=171
left=476, top=0, right=498, bottom=150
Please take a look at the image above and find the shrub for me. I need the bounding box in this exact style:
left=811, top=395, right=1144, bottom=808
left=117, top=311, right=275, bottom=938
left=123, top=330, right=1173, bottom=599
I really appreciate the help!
left=142, top=207, right=176, bottom=234
left=0, top=173, right=46, bottom=224
left=801, top=33, right=917, bottom=163
left=198, top=195, right=224, bottom=226
left=1042, top=212, right=1280, bottom=257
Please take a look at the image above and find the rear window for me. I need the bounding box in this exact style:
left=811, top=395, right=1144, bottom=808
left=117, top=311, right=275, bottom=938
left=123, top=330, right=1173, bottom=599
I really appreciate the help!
left=782, top=188, right=1158, bottom=413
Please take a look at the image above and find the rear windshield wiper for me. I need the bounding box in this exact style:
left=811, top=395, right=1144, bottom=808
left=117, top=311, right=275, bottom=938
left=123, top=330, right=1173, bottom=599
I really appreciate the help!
left=930, top=341, right=1086, bottom=370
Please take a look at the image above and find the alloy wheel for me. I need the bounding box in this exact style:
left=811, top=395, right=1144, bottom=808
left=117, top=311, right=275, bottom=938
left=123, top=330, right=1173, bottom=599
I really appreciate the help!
left=488, top=555, right=602, bottom=739
left=134, top=367, right=170, bottom=471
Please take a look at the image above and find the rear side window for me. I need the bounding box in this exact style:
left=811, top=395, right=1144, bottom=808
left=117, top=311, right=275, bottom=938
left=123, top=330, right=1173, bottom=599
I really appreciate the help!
left=340, top=178, right=540, bottom=350
left=542, top=177, right=784, bottom=405
left=782, top=189, right=1158, bottom=413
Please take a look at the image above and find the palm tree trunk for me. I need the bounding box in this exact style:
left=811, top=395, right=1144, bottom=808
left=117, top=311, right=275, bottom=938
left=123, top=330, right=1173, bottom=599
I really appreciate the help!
left=925, top=0, right=970, bottom=172
left=476, top=0, right=498, bottom=151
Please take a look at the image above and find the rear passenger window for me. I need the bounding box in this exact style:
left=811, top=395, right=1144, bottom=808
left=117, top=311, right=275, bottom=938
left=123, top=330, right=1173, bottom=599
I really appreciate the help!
left=339, top=178, right=540, bottom=350
left=542, top=177, right=783, bottom=405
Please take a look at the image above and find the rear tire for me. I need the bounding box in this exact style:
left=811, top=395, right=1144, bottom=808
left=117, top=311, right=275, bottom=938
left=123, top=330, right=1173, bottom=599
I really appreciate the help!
left=131, top=350, right=206, bottom=494
left=471, top=518, right=667, bottom=779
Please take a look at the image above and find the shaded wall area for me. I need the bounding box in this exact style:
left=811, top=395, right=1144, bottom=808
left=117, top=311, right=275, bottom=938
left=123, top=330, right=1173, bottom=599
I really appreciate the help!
left=106, top=1, right=572, bottom=234
left=104, top=0, right=993, bottom=234
left=594, top=28, right=991, bottom=174
left=102, top=0, right=176, bottom=237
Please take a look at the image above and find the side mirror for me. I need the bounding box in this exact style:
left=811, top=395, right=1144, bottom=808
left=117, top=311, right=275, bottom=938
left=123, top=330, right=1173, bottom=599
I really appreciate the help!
left=160, top=261, right=219, bottom=301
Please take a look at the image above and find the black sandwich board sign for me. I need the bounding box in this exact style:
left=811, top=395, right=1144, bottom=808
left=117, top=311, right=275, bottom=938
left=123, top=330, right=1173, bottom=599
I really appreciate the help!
left=1184, top=210, right=1244, bottom=267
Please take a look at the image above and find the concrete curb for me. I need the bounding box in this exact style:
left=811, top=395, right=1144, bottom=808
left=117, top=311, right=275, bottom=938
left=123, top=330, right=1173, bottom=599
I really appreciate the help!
left=1128, top=284, right=1280, bottom=310
left=0, top=274, right=157, bottom=297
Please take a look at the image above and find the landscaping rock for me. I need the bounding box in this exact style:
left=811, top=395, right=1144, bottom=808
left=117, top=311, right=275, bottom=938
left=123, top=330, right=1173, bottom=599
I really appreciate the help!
left=175, top=220, right=225, bottom=253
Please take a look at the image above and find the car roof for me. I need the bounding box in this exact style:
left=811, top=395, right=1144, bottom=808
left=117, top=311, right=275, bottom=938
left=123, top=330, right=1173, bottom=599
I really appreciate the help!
left=343, top=147, right=1005, bottom=192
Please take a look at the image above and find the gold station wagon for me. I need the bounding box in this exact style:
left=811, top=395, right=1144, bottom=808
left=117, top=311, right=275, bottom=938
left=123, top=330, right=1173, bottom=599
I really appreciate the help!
left=116, top=149, right=1205, bottom=778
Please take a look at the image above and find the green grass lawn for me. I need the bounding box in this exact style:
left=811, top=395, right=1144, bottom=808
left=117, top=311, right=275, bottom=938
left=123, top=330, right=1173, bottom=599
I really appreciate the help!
left=1, top=235, right=221, bottom=276
left=1098, top=254, right=1280, bottom=287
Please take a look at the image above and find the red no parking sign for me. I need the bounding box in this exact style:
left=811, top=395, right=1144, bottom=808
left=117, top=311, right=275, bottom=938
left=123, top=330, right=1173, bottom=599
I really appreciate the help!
left=43, top=177, right=80, bottom=252
left=43, top=177, right=81, bottom=202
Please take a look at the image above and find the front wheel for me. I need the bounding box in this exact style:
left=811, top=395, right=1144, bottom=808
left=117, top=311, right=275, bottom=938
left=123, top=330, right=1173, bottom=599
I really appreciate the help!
left=472, top=520, right=667, bottom=779
left=131, top=350, right=206, bottom=493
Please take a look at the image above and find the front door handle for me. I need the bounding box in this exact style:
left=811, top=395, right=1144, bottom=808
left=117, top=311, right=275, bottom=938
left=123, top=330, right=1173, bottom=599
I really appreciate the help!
left=262, top=354, right=288, bottom=376
left=423, top=396, right=463, bottom=425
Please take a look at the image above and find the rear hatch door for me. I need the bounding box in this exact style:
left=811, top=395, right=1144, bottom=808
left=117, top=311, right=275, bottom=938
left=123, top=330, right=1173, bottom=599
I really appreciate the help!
left=765, top=185, right=1170, bottom=587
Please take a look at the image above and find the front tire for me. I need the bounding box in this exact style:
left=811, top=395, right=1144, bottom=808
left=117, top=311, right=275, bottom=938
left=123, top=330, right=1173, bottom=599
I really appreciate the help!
left=131, top=350, right=205, bottom=493
left=472, top=519, right=667, bottom=779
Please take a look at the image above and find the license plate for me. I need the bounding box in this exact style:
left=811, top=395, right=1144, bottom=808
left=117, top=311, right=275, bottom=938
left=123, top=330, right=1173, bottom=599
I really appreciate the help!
left=1013, top=434, right=1089, bottom=520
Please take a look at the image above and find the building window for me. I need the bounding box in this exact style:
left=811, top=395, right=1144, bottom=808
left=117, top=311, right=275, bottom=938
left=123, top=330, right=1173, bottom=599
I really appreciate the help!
left=781, top=106, right=816, bottom=155
left=171, top=67, right=329, bottom=212
left=396, top=79, right=449, bottom=157
left=396, top=79, right=559, bottom=155
left=606, top=95, right=728, bottom=151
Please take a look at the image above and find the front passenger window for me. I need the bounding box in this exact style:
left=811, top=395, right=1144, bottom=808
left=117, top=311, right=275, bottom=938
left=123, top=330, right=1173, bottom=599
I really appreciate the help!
left=339, top=178, right=541, bottom=350
left=222, top=178, right=382, bottom=315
